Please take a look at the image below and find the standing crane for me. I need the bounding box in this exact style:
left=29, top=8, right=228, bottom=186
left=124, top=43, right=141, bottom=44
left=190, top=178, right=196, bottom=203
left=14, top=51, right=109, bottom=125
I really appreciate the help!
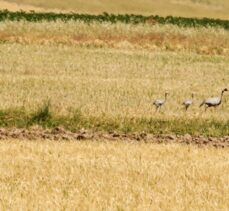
left=200, top=88, right=228, bottom=111
left=153, top=92, right=168, bottom=111
left=183, top=93, right=194, bottom=111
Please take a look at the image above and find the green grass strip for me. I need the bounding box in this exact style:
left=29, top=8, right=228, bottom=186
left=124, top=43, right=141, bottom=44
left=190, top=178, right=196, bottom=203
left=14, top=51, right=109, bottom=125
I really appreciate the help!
left=0, top=103, right=228, bottom=137
left=0, top=10, right=228, bottom=29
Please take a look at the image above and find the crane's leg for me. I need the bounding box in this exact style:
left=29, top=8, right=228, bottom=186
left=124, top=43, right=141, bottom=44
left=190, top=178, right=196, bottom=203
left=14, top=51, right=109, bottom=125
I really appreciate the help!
left=158, top=106, right=161, bottom=112
left=185, top=105, right=189, bottom=111
left=205, top=105, right=208, bottom=112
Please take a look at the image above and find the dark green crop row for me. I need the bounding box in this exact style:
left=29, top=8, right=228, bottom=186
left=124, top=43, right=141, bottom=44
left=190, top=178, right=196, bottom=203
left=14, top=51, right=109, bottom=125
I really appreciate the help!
left=0, top=10, right=228, bottom=29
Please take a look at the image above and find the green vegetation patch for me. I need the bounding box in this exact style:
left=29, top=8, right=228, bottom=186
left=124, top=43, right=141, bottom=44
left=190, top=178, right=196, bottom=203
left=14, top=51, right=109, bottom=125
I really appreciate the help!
left=0, top=103, right=228, bottom=137
left=0, top=10, right=228, bottom=29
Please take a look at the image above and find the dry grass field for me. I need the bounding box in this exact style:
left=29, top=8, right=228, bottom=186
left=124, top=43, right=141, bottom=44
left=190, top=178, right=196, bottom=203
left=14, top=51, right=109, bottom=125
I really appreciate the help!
left=0, top=4, right=228, bottom=211
left=3, top=0, right=229, bottom=19
left=0, top=22, right=228, bottom=124
left=1, top=21, right=229, bottom=55
left=0, top=140, right=228, bottom=210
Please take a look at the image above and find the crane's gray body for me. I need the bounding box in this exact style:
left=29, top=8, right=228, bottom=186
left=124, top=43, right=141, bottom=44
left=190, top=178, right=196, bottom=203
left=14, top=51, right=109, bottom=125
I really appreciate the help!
left=183, top=94, right=194, bottom=110
left=183, top=99, right=193, bottom=110
left=153, top=93, right=168, bottom=111
left=200, top=88, right=228, bottom=110
left=153, top=99, right=165, bottom=107
left=203, top=97, right=221, bottom=107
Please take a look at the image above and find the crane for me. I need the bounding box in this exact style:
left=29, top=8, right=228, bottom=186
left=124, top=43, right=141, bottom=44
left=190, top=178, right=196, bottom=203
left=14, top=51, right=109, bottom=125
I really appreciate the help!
left=200, top=88, right=228, bottom=111
left=183, top=93, right=194, bottom=111
left=153, top=92, right=168, bottom=111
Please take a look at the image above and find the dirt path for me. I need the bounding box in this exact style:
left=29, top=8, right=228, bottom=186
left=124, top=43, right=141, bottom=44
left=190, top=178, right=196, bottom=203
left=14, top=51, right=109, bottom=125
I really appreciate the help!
left=0, top=127, right=228, bottom=148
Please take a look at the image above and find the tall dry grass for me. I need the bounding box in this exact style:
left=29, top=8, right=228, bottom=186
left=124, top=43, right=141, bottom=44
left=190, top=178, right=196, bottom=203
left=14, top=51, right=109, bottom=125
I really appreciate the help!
left=0, top=21, right=228, bottom=135
left=0, top=21, right=229, bottom=55
left=0, top=140, right=228, bottom=210
left=0, top=42, right=228, bottom=121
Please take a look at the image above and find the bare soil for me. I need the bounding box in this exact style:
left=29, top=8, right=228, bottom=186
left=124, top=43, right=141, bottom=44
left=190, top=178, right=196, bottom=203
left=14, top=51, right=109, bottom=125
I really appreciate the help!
left=0, top=126, right=228, bottom=148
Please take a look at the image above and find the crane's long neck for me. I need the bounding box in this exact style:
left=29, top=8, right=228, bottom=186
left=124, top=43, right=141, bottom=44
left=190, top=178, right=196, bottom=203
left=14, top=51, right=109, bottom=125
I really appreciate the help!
left=220, top=90, right=225, bottom=101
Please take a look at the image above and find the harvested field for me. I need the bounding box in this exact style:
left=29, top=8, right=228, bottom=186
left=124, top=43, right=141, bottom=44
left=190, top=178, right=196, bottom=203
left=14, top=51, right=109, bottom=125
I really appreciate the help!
left=0, top=43, right=228, bottom=118
left=0, top=3, right=228, bottom=210
left=0, top=21, right=228, bottom=136
left=0, top=21, right=229, bottom=55
left=0, top=5, right=228, bottom=211
left=0, top=140, right=229, bottom=210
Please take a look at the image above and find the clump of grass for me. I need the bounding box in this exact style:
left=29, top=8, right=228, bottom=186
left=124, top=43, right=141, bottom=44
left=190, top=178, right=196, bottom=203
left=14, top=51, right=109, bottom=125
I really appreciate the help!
left=0, top=109, right=28, bottom=128
left=29, top=100, right=52, bottom=125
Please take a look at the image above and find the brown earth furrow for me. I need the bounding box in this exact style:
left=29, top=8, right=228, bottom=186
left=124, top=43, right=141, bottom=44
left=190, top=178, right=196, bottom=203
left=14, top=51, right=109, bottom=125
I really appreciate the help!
left=0, top=127, right=228, bottom=148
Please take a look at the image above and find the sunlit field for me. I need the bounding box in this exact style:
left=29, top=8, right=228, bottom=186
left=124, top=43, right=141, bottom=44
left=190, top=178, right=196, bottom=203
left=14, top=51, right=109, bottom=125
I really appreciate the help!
left=0, top=21, right=228, bottom=135
left=1, top=43, right=228, bottom=118
left=0, top=22, right=228, bottom=118
left=4, top=0, right=229, bottom=19
left=0, top=2, right=228, bottom=210
left=1, top=21, right=229, bottom=55
left=0, top=140, right=228, bottom=210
